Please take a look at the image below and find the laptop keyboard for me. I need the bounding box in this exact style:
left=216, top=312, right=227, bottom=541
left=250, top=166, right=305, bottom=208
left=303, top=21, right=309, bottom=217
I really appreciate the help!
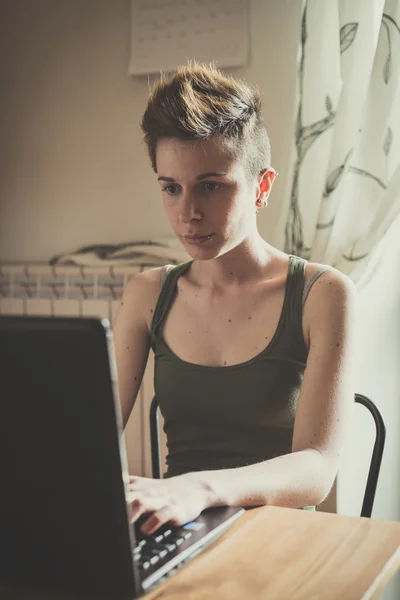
left=134, top=524, right=193, bottom=572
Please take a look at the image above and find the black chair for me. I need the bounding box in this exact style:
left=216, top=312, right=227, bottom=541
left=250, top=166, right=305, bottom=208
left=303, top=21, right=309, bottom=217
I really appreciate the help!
left=149, top=393, right=386, bottom=518
left=354, top=393, right=386, bottom=518
left=149, top=396, right=163, bottom=482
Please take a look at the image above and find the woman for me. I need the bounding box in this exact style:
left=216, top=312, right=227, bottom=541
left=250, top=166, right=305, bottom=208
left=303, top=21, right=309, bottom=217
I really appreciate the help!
left=113, top=63, right=357, bottom=536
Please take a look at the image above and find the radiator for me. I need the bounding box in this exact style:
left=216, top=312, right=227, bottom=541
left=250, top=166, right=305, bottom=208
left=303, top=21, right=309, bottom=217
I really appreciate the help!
left=0, top=262, right=167, bottom=477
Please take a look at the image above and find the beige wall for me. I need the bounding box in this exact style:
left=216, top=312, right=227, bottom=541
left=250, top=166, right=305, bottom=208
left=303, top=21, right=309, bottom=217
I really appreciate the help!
left=0, top=0, right=302, bottom=262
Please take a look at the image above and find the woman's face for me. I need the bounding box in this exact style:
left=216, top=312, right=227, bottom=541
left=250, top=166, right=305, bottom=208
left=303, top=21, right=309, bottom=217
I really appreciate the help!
left=155, top=137, right=262, bottom=260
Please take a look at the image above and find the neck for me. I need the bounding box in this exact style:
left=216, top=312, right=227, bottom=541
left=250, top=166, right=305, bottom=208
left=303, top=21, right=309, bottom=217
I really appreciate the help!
left=193, top=233, right=280, bottom=289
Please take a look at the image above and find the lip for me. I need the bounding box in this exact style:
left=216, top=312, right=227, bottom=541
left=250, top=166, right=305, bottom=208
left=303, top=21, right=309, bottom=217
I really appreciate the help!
left=183, top=234, right=214, bottom=245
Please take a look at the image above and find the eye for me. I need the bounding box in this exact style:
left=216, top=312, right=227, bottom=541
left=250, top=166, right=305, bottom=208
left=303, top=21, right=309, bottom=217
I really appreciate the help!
left=162, top=184, right=181, bottom=195
left=203, top=182, right=221, bottom=192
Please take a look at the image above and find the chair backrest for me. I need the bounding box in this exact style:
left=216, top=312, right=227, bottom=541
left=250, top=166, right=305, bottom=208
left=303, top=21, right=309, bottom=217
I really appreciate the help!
left=149, top=395, right=162, bottom=481
left=149, top=393, right=386, bottom=518
left=354, top=393, right=386, bottom=518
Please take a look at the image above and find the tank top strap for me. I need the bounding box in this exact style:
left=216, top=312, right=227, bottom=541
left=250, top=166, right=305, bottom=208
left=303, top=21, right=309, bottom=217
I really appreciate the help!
left=150, top=260, right=194, bottom=346
left=160, top=264, right=174, bottom=289
left=280, top=254, right=308, bottom=346
left=302, top=265, right=330, bottom=306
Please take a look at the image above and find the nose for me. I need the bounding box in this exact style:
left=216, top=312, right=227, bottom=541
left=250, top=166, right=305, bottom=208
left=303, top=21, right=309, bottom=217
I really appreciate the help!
left=178, top=192, right=202, bottom=224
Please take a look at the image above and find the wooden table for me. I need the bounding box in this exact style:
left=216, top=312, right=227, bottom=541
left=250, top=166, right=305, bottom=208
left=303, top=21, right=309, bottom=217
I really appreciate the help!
left=1, top=506, right=400, bottom=600
left=145, top=506, right=400, bottom=600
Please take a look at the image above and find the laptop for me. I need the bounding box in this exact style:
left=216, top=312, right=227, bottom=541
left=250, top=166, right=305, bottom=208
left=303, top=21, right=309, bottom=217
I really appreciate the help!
left=0, top=315, right=244, bottom=599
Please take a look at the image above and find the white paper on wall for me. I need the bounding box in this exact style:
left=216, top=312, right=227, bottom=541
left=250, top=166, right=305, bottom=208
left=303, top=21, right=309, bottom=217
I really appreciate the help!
left=129, top=0, right=249, bottom=75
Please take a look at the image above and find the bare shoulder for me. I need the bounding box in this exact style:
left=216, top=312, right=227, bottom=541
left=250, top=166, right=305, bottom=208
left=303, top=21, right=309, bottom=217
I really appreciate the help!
left=122, top=266, right=165, bottom=298
left=112, top=267, right=168, bottom=424
left=304, top=261, right=357, bottom=300
left=303, top=261, right=358, bottom=331
left=114, top=266, right=166, bottom=332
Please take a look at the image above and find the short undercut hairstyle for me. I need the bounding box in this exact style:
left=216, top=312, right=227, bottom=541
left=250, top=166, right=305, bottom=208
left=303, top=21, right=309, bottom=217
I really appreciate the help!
left=141, top=62, right=271, bottom=180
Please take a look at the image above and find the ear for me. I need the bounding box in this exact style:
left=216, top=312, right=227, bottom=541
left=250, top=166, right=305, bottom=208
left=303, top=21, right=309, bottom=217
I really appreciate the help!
left=256, top=169, right=277, bottom=206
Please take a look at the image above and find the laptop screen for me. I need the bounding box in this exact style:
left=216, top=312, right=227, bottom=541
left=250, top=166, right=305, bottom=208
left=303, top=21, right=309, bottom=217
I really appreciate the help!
left=0, top=316, right=140, bottom=598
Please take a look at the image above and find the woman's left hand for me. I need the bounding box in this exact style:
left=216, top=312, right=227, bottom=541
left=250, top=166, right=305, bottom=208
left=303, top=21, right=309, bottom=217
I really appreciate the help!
left=126, top=473, right=213, bottom=535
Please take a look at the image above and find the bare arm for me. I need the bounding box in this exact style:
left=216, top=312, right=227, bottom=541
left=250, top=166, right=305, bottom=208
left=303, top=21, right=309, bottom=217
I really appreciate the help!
left=113, top=269, right=161, bottom=427
left=194, top=267, right=358, bottom=509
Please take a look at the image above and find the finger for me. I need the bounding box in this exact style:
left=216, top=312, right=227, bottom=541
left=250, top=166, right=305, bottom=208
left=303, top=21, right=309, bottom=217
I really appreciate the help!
left=141, top=507, right=178, bottom=536
left=126, top=497, right=147, bottom=524
left=127, top=494, right=166, bottom=524
left=128, top=485, right=159, bottom=499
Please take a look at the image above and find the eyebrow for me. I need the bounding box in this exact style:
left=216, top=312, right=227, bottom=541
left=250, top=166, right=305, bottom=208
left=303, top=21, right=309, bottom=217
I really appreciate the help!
left=157, top=172, right=226, bottom=183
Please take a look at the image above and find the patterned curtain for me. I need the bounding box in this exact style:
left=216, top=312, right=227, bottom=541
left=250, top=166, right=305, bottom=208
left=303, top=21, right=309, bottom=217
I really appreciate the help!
left=284, top=0, right=400, bottom=285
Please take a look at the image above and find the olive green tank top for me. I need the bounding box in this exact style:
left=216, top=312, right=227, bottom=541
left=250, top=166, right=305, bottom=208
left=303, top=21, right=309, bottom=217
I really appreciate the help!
left=150, top=255, right=328, bottom=478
